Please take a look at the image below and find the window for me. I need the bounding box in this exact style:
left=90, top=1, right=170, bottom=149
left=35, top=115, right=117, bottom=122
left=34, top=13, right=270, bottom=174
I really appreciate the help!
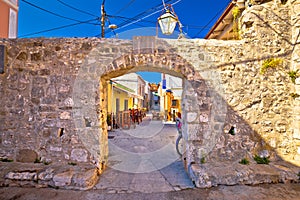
left=8, top=9, right=17, bottom=39
left=172, top=100, right=177, bottom=107
left=124, top=99, right=128, bottom=111
left=116, top=98, right=120, bottom=113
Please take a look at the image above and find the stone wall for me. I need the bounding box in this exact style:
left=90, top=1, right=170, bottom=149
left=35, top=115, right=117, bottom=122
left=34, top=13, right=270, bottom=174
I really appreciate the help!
left=0, top=39, right=102, bottom=166
left=0, top=0, right=299, bottom=188
left=290, top=0, right=300, bottom=161
left=240, top=0, right=300, bottom=165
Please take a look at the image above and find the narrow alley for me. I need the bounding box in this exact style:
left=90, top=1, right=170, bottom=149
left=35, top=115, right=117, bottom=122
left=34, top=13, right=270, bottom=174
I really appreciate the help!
left=94, top=114, right=195, bottom=193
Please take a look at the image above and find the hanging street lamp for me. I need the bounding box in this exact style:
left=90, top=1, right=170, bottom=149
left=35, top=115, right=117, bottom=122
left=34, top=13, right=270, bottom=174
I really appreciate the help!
left=158, top=9, right=178, bottom=35
left=157, top=4, right=183, bottom=37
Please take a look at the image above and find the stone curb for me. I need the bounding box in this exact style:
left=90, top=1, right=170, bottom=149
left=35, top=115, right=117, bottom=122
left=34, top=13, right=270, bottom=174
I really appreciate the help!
left=189, top=161, right=300, bottom=188
left=0, top=162, right=99, bottom=190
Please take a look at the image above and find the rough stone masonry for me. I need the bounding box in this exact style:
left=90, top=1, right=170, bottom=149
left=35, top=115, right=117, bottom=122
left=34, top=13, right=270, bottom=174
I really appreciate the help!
left=0, top=0, right=299, bottom=189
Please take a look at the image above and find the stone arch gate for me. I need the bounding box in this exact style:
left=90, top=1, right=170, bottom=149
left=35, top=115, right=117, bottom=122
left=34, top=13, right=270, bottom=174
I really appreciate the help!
left=72, top=37, right=228, bottom=175
left=1, top=2, right=299, bottom=188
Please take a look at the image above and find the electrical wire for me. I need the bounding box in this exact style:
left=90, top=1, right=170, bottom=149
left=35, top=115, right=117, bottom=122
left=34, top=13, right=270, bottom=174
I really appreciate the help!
left=94, top=17, right=149, bottom=38
left=19, top=18, right=99, bottom=37
left=107, top=0, right=175, bottom=33
left=56, top=0, right=98, bottom=18
left=107, top=14, right=155, bottom=25
left=193, top=0, right=231, bottom=38
left=105, top=0, right=230, bottom=38
left=114, top=0, right=136, bottom=15
left=108, top=14, right=209, bottom=30
left=20, top=0, right=229, bottom=38
left=106, top=0, right=181, bottom=34
left=161, top=0, right=166, bottom=10
left=21, top=0, right=92, bottom=23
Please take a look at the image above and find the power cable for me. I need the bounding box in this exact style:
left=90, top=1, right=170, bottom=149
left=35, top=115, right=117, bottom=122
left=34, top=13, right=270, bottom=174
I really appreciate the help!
left=105, top=0, right=175, bottom=35
left=114, top=0, right=136, bottom=15
left=56, top=0, right=98, bottom=18
left=161, top=0, right=167, bottom=10
left=21, top=0, right=92, bottom=23
left=107, top=14, right=155, bottom=25
left=193, top=0, right=231, bottom=38
left=108, top=14, right=209, bottom=29
left=19, top=18, right=99, bottom=37
left=94, top=17, right=148, bottom=38
left=106, top=0, right=181, bottom=34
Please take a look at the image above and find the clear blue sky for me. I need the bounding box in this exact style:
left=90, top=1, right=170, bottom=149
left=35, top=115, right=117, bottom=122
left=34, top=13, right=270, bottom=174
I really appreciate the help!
left=18, top=0, right=231, bottom=82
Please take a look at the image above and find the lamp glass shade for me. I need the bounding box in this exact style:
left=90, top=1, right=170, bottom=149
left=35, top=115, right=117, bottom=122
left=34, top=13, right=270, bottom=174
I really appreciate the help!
left=158, top=11, right=178, bottom=35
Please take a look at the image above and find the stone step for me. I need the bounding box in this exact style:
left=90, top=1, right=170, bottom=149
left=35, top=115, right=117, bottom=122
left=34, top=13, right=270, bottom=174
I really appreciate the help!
left=0, top=162, right=99, bottom=190
left=188, top=161, right=300, bottom=188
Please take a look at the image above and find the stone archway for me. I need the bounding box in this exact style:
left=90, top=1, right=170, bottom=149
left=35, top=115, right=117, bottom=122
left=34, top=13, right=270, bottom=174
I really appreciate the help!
left=72, top=37, right=227, bottom=173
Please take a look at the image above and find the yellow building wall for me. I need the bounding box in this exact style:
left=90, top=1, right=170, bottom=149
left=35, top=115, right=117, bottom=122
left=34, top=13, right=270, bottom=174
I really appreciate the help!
left=128, top=97, right=134, bottom=109
left=164, top=92, right=173, bottom=121
left=164, top=91, right=181, bottom=121
left=107, top=82, right=134, bottom=114
left=107, top=83, right=112, bottom=113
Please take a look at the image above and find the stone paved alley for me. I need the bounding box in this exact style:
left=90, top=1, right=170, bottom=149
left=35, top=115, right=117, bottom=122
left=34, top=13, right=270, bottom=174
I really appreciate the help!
left=94, top=114, right=195, bottom=193
left=1, top=182, right=300, bottom=200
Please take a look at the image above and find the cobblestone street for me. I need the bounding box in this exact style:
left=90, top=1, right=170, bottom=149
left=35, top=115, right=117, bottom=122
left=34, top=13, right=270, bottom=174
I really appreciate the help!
left=94, top=114, right=195, bottom=193
left=1, top=183, right=300, bottom=200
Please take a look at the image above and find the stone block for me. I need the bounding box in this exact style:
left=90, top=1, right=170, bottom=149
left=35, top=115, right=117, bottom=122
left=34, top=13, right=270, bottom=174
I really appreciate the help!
left=295, top=85, right=300, bottom=94
left=72, top=168, right=98, bottom=189
left=187, top=112, right=197, bottom=123
left=295, top=77, right=300, bottom=85
left=71, top=135, right=79, bottom=144
left=59, top=85, right=70, bottom=93
left=38, top=168, right=54, bottom=181
left=53, top=170, right=73, bottom=187
left=38, top=69, right=51, bottom=76
left=31, top=52, right=42, bottom=61
left=1, top=132, right=15, bottom=147
left=71, top=149, right=88, bottom=162
left=199, top=114, right=209, bottom=123
left=33, top=77, right=47, bottom=85
left=293, top=129, right=300, bottom=140
left=16, top=149, right=38, bottom=163
left=50, top=146, right=62, bottom=152
left=294, top=154, right=300, bottom=161
left=6, top=171, right=37, bottom=181
left=64, top=97, right=74, bottom=107
left=60, top=111, right=71, bottom=120
left=31, top=86, right=44, bottom=98
left=189, top=162, right=300, bottom=188
left=186, top=124, right=201, bottom=141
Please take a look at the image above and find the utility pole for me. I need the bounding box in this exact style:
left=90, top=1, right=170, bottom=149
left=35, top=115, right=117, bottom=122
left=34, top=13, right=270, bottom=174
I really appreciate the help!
left=101, top=0, right=106, bottom=38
